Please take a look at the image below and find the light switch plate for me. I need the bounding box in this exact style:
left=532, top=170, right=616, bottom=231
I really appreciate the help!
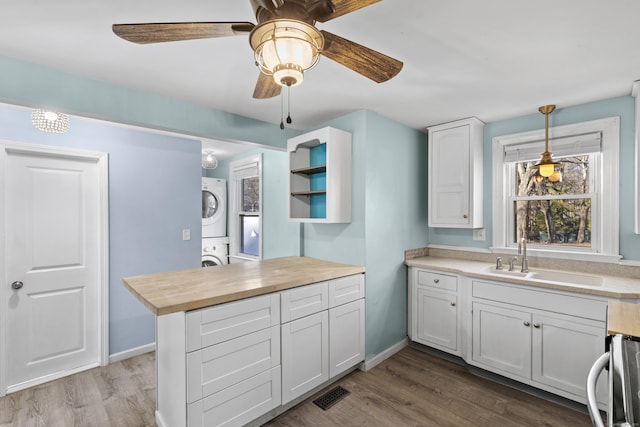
left=182, top=228, right=191, bottom=241
left=473, top=228, right=485, bottom=241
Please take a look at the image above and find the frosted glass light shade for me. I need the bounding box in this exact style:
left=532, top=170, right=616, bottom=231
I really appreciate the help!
left=31, top=109, right=69, bottom=133
left=201, top=151, right=218, bottom=169
left=538, top=162, right=555, bottom=177
left=250, top=19, right=323, bottom=87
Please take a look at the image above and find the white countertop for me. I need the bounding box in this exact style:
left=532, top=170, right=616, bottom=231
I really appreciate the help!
left=406, top=256, right=640, bottom=299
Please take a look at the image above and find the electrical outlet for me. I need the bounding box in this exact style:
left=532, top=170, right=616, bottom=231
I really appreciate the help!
left=473, top=228, right=486, bottom=241
left=182, top=228, right=191, bottom=241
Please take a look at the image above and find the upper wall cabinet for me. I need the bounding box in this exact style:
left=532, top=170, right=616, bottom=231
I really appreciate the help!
left=288, top=127, right=352, bottom=223
left=427, top=117, right=484, bottom=229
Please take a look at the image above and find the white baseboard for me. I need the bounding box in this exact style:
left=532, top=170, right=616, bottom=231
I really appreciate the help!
left=361, top=337, right=408, bottom=371
left=109, top=342, right=156, bottom=364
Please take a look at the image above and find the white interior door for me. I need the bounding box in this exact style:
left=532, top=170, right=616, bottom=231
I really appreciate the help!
left=2, top=143, right=108, bottom=393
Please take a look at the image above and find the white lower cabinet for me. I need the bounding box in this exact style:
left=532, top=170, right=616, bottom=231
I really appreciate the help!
left=409, top=268, right=460, bottom=355
left=281, top=311, right=329, bottom=404
left=470, top=279, right=608, bottom=405
left=156, top=273, right=365, bottom=427
left=329, top=299, right=365, bottom=378
left=416, top=288, right=458, bottom=353
left=472, top=302, right=531, bottom=378
left=408, top=266, right=608, bottom=406
left=281, top=274, right=365, bottom=405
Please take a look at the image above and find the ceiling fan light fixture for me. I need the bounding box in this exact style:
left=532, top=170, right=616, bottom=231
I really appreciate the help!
left=250, top=19, right=323, bottom=87
left=31, top=109, right=70, bottom=133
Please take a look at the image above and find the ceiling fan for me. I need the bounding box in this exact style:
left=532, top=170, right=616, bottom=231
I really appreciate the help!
left=112, top=0, right=403, bottom=99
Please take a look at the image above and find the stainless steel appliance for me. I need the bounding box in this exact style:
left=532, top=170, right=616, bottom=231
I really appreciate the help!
left=587, top=334, right=640, bottom=426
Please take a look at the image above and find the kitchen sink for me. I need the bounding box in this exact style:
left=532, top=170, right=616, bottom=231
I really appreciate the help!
left=482, top=266, right=530, bottom=278
left=481, top=265, right=604, bottom=287
left=528, top=270, right=604, bottom=287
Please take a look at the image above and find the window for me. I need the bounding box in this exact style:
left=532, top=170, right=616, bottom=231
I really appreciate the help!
left=229, top=155, right=262, bottom=261
left=492, top=117, right=620, bottom=261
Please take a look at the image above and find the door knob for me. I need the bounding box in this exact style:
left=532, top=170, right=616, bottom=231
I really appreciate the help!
left=11, top=281, right=24, bottom=290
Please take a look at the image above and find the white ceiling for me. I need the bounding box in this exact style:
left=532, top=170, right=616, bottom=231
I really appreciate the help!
left=2, top=0, right=640, bottom=134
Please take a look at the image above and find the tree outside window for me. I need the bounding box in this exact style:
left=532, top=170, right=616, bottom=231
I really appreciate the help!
left=513, top=155, right=592, bottom=248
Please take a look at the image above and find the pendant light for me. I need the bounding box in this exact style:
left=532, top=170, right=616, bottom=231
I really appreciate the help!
left=201, top=150, right=218, bottom=170
left=31, top=109, right=70, bottom=133
left=534, top=104, right=562, bottom=177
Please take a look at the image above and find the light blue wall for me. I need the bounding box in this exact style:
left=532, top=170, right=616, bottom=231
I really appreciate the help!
left=301, top=110, right=428, bottom=358
left=0, top=55, right=299, bottom=149
left=427, top=95, right=640, bottom=261
left=363, top=112, right=428, bottom=357
left=0, top=106, right=202, bottom=355
left=205, top=148, right=301, bottom=259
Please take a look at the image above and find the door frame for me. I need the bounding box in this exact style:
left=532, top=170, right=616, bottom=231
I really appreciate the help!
left=0, top=140, right=109, bottom=396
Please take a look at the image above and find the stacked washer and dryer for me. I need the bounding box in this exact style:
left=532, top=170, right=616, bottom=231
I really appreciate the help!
left=201, top=177, right=229, bottom=267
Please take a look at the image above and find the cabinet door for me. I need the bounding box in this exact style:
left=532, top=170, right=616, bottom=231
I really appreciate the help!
left=416, top=287, right=458, bottom=353
left=472, top=302, right=531, bottom=379
left=329, top=299, right=365, bottom=378
left=429, top=124, right=471, bottom=226
left=281, top=311, right=329, bottom=404
left=532, top=313, right=607, bottom=403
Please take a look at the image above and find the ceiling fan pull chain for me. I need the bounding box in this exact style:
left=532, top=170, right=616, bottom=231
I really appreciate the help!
left=286, top=85, right=292, bottom=124
left=280, top=89, right=285, bottom=130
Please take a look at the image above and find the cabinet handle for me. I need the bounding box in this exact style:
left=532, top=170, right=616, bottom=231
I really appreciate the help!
left=463, top=214, right=468, bottom=219
left=523, top=321, right=530, bottom=327
left=450, top=302, right=456, bottom=307
left=433, top=279, right=440, bottom=284
left=533, top=323, right=540, bottom=328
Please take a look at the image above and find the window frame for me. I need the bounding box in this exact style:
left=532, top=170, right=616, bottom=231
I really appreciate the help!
left=492, top=117, right=620, bottom=262
left=229, top=154, right=263, bottom=262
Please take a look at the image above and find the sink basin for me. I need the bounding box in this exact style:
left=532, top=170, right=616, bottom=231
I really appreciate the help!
left=528, top=271, right=603, bottom=287
left=482, top=266, right=530, bottom=278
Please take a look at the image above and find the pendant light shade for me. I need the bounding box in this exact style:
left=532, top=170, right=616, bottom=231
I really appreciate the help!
left=534, top=105, right=562, bottom=177
left=201, top=150, right=218, bottom=170
left=31, top=109, right=70, bottom=133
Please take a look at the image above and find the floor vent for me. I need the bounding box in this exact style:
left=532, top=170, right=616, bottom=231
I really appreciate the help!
left=313, top=386, right=350, bottom=411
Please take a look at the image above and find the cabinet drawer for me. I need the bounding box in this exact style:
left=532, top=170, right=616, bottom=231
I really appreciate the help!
left=187, top=366, right=281, bottom=427
left=186, top=293, right=280, bottom=352
left=416, top=270, right=457, bottom=292
left=472, top=280, right=607, bottom=321
left=186, top=326, right=280, bottom=403
left=329, top=274, right=365, bottom=308
left=281, top=281, right=328, bottom=323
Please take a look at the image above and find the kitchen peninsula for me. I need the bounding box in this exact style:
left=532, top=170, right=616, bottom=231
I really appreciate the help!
left=122, top=256, right=366, bottom=427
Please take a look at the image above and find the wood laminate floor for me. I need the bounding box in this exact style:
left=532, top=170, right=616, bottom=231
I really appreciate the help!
left=0, top=346, right=592, bottom=427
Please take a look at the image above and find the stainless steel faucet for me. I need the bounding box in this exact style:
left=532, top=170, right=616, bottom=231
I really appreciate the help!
left=508, top=255, right=518, bottom=271
left=518, top=237, right=529, bottom=273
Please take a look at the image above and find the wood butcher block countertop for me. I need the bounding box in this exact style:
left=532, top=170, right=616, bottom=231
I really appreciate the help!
left=608, top=300, right=640, bottom=337
left=122, top=256, right=365, bottom=316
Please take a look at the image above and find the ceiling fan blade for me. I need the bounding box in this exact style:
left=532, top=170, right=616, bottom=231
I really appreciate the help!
left=320, top=30, right=403, bottom=83
left=253, top=72, right=282, bottom=99
left=112, top=22, right=255, bottom=44
left=315, top=0, right=380, bottom=22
